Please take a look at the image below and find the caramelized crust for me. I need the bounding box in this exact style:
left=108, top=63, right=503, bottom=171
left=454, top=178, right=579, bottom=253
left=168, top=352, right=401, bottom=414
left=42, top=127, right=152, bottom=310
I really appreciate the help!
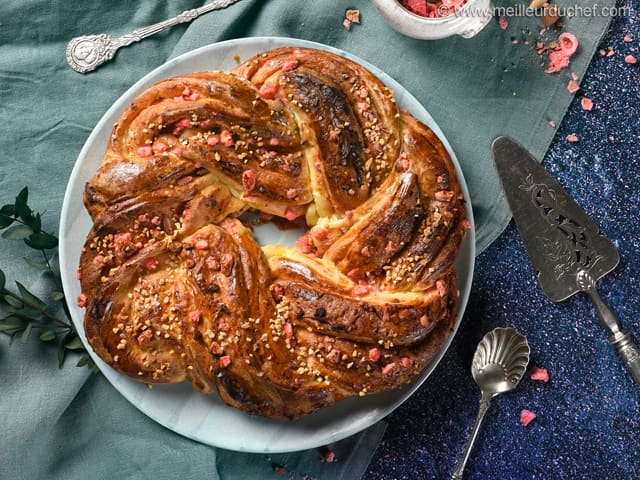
left=79, top=47, right=469, bottom=418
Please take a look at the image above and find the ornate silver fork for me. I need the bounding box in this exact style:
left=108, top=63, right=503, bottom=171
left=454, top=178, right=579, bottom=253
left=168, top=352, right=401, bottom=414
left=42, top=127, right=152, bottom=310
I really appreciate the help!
left=66, top=0, right=243, bottom=73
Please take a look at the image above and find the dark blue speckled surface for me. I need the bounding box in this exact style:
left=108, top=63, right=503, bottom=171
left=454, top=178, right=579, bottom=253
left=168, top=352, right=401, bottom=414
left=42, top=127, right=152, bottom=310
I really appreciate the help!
left=365, top=1, right=640, bottom=479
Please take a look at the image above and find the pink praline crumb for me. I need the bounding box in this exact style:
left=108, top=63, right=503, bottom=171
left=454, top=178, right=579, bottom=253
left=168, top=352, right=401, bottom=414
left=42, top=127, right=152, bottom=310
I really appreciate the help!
left=498, top=16, right=508, bottom=30
left=353, top=285, right=370, bottom=296
left=137, top=146, right=153, bottom=157
left=368, top=348, right=381, bottom=362
left=77, top=293, right=88, bottom=308
left=152, top=141, right=167, bottom=154
left=220, top=129, right=234, bottom=147
left=530, top=366, right=550, bottom=382
left=283, top=322, right=294, bottom=338
left=558, top=32, right=579, bottom=56
left=142, top=258, right=158, bottom=271
left=177, top=118, right=191, bottom=130
left=259, top=82, right=277, bottom=99
left=566, top=133, right=579, bottom=142
left=401, top=357, right=414, bottom=368
left=403, top=0, right=427, bottom=15
left=381, top=362, right=396, bottom=376
left=520, top=409, right=537, bottom=427
left=295, top=234, right=312, bottom=254
left=282, top=60, right=299, bottom=72
left=324, top=451, right=336, bottom=463
left=546, top=50, right=571, bottom=73
left=625, top=55, right=638, bottom=64
left=284, top=209, right=298, bottom=221
left=188, top=311, right=201, bottom=324
left=581, top=98, right=593, bottom=111
left=567, top=79, right=580, bottom=93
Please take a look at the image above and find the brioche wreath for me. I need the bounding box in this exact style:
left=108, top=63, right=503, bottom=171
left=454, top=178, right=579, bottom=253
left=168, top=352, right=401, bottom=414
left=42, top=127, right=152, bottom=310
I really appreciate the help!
left=78, top=47, right=469, bottom=418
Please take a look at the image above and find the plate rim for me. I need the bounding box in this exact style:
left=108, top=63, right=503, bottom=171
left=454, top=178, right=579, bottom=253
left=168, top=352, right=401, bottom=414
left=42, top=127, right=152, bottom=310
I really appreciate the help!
left=59, top=36, right=476, bottom=453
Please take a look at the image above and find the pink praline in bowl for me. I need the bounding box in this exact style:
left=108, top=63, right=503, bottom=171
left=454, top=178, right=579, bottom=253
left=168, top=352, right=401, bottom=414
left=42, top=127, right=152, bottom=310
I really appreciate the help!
left=372, top=0, right=494, bottom=40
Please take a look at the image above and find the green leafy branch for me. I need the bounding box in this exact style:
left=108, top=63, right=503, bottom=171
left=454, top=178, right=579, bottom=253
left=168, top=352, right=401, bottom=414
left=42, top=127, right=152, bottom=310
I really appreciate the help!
left=0, top=187, right=97, bottom=372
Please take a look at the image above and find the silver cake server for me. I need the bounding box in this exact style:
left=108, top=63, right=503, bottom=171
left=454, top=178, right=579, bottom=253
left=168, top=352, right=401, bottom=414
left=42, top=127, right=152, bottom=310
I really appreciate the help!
left=492, top=136, right=640, bottom=387
left=66, top=0, right=242, bottom=74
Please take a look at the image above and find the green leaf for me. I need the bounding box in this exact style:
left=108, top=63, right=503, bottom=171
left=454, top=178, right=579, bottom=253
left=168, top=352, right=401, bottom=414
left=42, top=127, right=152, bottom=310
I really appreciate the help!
left=2, top=295, right=23, bottom=308
left=50, top=260, right=61, bottom=274
left=0, top=204, right=15, bottom=217
left=2, top=224, right=33, bottom=240
left=57, top=330, right=74, bottom=368
left=15, top=187, right=28, bottom=209
left=76, top=354, right=91, bottom=367
left=0, top=214, right=13, bottom=228
left=15, top=281, right=47, bottom=309
left=51, top=291, right=65, bottom=301
left=24, top=232, right=58, bottom=250
left=0, top=327, right=23, bottom=336
left=23, top=257, right=49, bottom=271
left=14, top=187, right=33, bottom=224
left=11, top=307, right=44, bottom=321
left=32, top=213, right=42, bottom=233
left=20, top=323, right=32, bottom=344
left=0, top=316, right=24, bottom=333
left=0, top=268, right=5, bottom=290
left=57, top=341, right=66, bottom=368
left=39, top=330, right=57, bottom=342
left=64, top=336, right=85, bottom=351
left=89, top=361, right=100, bottom=374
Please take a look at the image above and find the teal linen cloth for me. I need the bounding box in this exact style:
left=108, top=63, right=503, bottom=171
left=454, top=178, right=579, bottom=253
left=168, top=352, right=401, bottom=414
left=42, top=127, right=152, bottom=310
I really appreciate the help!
left=0, top=0, right=613, bottom=479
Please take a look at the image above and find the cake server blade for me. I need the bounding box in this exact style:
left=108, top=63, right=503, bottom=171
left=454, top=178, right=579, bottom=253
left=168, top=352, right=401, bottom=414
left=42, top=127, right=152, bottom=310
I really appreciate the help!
left=492, top=136, right=640, bottom=387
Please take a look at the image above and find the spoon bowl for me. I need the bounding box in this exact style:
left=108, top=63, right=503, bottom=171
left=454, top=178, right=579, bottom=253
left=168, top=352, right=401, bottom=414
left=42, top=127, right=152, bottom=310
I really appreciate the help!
left=472, top=327, right=531, bottom=395
left=473, top=362, right=516, bottom=395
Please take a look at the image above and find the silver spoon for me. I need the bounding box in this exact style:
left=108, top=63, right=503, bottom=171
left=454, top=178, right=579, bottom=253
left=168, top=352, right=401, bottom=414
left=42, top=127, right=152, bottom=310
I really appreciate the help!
left=451, top=327, right=530, bottom=480
left=66, top=0, right=243, bottom=74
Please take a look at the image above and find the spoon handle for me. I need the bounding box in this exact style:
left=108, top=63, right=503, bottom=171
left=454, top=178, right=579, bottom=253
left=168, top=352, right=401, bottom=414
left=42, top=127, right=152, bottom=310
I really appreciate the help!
left=451, top=394, right=493, bottom=480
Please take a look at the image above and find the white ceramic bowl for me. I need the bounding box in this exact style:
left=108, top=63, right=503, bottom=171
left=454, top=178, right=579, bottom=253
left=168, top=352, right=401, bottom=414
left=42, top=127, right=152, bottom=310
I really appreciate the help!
left=372, top=0, right=494, bottom=40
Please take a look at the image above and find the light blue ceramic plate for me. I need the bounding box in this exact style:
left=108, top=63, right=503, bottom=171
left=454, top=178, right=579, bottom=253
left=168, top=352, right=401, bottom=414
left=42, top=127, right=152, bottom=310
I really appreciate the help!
left=59, top=37, right=475, bottom=453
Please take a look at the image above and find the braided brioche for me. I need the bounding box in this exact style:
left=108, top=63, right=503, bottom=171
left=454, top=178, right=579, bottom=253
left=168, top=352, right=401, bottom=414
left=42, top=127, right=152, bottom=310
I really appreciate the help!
left=78, top=47, right=469, bottom=418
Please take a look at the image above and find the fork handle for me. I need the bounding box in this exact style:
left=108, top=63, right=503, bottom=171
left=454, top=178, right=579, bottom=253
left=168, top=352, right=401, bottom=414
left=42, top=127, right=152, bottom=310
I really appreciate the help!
left=113, top=0, right=242, bottom=48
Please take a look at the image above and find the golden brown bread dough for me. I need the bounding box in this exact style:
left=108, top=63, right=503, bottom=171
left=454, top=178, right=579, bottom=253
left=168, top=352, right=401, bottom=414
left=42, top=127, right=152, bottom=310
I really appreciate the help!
left=78, top=47, right=469, bottom=418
